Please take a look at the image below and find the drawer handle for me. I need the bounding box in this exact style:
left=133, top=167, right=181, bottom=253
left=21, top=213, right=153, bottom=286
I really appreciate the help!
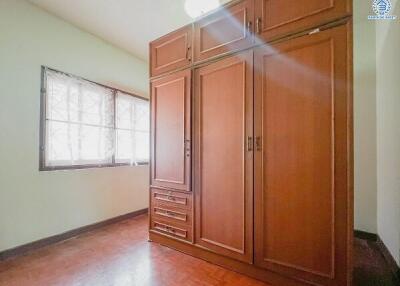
left=168, top=196, right=176, bottom=201
left=154, top=222, right=187, bottom=238
left=154, top=208, right=187, bottom=222
left=166, top=211, right=175, bottom=217
left=153, top=192, right=187, bottom=205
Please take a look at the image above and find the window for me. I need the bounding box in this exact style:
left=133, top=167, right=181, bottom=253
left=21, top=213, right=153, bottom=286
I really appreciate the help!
left=40, top=67, right=149, bottom=170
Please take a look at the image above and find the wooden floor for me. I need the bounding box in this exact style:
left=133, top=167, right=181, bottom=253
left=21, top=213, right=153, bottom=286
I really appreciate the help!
left=0, top=214, right=396, bottom=286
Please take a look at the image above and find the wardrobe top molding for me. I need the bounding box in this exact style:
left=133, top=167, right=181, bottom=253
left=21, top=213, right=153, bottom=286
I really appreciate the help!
left=149, top=0, right=352, bottom=78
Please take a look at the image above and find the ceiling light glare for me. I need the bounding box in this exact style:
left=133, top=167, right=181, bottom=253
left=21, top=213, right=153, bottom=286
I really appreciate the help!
left=184, top=0, right=220, bottom=19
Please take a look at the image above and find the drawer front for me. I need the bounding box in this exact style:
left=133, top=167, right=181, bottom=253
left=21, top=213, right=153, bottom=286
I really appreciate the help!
left=151, top=188, right=192, bottom=210
left=151, top=219, right=193, bottom=242
left=152, top=206, right=191, bottom=225
left=194, top=0, right=254, bottom=63
left=150, top=25, right=192, bottom=77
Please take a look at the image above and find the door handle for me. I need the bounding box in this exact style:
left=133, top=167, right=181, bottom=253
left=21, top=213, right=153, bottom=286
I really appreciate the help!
left=246, top=21, right=252, bottom=36
left=184, top=139, right=190, bottom=157
left=186, top=46, right=191, bottom=61
left=255, top=136, right=262, bottom=151
left=256, top=18, right=261, bottom=34
left=247, top=136, right=253, bottom=151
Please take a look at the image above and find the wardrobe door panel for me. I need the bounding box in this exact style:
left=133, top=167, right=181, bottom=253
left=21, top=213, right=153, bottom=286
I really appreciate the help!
left=150, top=70, right=191, bottom=191
left=254, top=23, right=352, bottom=286
left=254, top=0, right=351, bottom=40
left=194, top=51, right=253, bottom=263
left=150, top=25, right=192, bottom=77
left=194, top=0, right=254, bottom=63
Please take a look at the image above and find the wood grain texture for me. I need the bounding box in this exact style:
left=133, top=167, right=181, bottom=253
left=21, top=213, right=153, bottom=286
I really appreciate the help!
left=0, top=215, right=387, bottom=286
left=194, top=0, right=254, bottom=63
left=150, top=70, right=191, bottom=191
left=0, top=215, right=270, bottom=286
left=255, top=0, right=352, bottom=41
left=150, top=25, right=192, bottom=77
left=254, top=23, right=352, bottom=286
left=194, top=51, right=253, bottom=263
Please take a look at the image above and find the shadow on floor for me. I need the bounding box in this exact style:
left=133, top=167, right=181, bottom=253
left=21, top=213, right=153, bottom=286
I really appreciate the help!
left=354, top=238, right=400, bottom=286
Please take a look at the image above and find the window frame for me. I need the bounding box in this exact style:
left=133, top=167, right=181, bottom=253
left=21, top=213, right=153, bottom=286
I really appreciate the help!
left=39, top=66, right=149, bottom=171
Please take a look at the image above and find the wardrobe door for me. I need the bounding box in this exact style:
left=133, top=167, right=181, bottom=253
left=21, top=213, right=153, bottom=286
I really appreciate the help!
left=194, top=51, right=253, bottom=263
left=150, top=70, right=191, bottom=192
left=150, top=25, right=192, bottom=77
left=194, top=0, right=254, bottom=63
left=254, top=23, right=352, bottom=286
left=254, top=0, right=351, bottom=41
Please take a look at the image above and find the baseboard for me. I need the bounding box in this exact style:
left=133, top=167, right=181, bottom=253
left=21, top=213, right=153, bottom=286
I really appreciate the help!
left=354, top=229, right=378, bottom=241
left=355, top=229, right=400, bottom=284
left=0, top=208, right=148, bottom=261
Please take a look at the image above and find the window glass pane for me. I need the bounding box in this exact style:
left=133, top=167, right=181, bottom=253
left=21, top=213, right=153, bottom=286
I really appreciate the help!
left=81, top=85, right=114, bottom=127
left=46, top=70, right=114, bottom=127
left=135, top=100, right=150, bottom=132
left=116, top=92, right=133, bottom=130
left=80, top=125, right=114, bottom=162
left=46, top=72, right=80, bottom=122
left=46, top=121, right=79, bottom=165
left=115, top=129, right=133, bottom=162
left=42, top=68, right=149, bottom=169
left=115, top=91, right=149, bottom=164
left=135, top=131, right=150, bottom=162
left=115, top=130, right=149, bottom=164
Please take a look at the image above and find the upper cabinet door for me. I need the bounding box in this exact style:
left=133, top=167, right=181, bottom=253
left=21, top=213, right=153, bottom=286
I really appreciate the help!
left=194, top=0, right=254, bottom=63
left=254, top=23, right=352, bottom=286
left=254, top=0, right=351, bottom=40
left=150, top=70, right=191, bottom=192
left=150, top=25, right=192, bottom=77
left=194, top=51, right=253, bottom=263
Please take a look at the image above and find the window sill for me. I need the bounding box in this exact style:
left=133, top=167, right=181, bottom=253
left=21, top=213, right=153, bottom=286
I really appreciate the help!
left=39, top=162, right=149, bottom=172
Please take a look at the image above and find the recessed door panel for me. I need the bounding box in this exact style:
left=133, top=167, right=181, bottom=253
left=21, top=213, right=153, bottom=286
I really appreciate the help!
left=255, top=0, right=351, bottom=41
left=194, top=51, right=253, bottom=263
left=150, top=25, right=192, bottom=77
left=254, top=23, right=352, bottom=286
left=194, top=0, right=254, bottom=63
left=151, top=70, right=191, bottom=191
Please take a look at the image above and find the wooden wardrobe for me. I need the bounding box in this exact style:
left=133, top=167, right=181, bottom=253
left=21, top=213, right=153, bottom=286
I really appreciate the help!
left=149, top=1, right=353, bottom=285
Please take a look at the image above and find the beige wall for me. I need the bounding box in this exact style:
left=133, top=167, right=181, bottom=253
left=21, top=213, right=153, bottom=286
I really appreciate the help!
left=376, top=0, right=400, bottom=266
left=0, top=0, right=149, bottom=252
left=353, top=0, right=378, bottom=233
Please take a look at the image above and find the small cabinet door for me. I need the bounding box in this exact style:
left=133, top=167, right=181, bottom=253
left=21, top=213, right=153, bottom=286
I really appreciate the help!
left=254, top=0, right=351, bottom=41
left=194, top=51, right=253, bottom=263
left=150, top=70, right=191, bottom=191
left=254, top=23, right=352, bottom=286
left=194, top=0, right=254, bottom=63
left=150, top=25, right=192, bottom=77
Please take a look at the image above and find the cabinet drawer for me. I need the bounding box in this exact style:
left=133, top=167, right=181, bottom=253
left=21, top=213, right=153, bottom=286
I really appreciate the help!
left=254, top=0, right=351, bottom=41
left=151, top=219, right=193, bottom=242
left=152, top=206, right=191, bottom=225
left=194, top=0, right=254, bottom=63
left=150, top=25, right=192, bottom=77
left=151, top=188, right=192, bottom=210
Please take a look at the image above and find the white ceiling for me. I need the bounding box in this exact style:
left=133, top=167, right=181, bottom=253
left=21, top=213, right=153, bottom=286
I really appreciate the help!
left=28, top=0, right=229, bottom=62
